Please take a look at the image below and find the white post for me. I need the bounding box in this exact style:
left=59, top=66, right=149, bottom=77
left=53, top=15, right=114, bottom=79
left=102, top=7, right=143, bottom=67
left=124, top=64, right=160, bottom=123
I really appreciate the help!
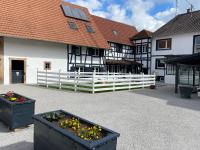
left=142, top=73, right=145, bottom=88
left=129, top=72, right=131, bottom=91
left=59, top=69, right=62, bottom=89
left=92, top=69, right=96, bottom=94
left=74, top=71, right=77, bottom=92
left=113, top=73, right=115, bottom=92
left=154, top=72, right=156, bottom=86
left=37, top=68, right=38, bottom=85
left=46, top=69, right=48, bottom=88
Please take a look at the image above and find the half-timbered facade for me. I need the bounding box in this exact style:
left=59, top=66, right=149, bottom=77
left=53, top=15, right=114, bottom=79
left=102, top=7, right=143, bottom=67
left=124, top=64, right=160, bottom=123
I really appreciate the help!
left=132, top=30, right=152, bottom=74
left=92, top=15, right=142, bottom=73
left=67, top=45, right=106, bottom=72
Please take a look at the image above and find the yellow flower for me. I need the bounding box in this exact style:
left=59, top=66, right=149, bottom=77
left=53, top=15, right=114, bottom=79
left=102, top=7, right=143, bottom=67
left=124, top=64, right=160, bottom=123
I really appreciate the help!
left=10, top=97, right=17, bottom=101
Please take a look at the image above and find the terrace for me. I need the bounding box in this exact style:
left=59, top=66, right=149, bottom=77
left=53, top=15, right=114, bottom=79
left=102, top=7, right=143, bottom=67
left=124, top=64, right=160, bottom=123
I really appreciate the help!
left=0, top=84, right=200, bottom=150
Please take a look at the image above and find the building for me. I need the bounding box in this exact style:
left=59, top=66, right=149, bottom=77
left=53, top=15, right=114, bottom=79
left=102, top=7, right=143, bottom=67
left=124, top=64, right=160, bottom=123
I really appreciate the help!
left=0, top=1, right=110, bottom=84
left=131, top=30, right=152, bottom=74
left=151, top=10, right=200, bottom=83
left=93, top=16, right=142, bottom=73
left=0, top=0, right=144, bottom=85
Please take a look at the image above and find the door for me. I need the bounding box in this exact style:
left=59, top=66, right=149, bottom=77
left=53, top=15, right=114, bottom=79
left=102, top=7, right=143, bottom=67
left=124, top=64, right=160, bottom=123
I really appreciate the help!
left=10, top=59, right=26, bottom=84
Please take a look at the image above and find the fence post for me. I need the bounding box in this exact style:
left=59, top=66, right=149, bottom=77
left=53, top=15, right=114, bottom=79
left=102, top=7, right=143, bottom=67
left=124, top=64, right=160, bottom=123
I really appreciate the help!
left=154, top=73, right=156, bottom=85
left=37, top=68, right=38, bottom=85
left=113, top=72, right=115, bottom=92
left=92, top=70, right=96, bottom=94
left=129, top=72, right=131, bottom=91
left=59, top=69, right=62, bottom=89
left=142, top=73, right=145, bottom=88
left=74, top=71, right=77, bottom=92
left=45, top=69, right=48, bottom=88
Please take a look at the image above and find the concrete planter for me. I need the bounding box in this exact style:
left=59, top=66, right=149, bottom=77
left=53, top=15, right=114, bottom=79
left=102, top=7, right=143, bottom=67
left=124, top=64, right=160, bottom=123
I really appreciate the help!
left=0, top=93, right=35, bottom=130
left=33, top=110, right=120, bottom=150
left=179, top=85, right=193, bottom=99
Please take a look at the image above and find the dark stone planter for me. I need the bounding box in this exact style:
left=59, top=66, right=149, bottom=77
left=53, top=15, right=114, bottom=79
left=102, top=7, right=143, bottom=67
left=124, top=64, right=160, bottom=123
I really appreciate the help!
left=33, top=110, right=120, bottom=150
left=179, top=85, right=193, bottom=99
left=0, top=93, right=35, bottom=130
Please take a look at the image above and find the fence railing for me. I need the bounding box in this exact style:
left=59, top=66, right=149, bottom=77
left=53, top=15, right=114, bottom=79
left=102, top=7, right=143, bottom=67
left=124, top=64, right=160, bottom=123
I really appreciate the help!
left=37, top=70, right=156, bottom=93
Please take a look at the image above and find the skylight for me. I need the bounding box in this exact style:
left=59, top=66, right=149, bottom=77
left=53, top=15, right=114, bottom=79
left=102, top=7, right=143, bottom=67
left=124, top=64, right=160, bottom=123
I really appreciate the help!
left=112, top=30, right=118, bottom=35
left=86, top=25, right=94, bottom=33
left=68, top=21, right=78, bottom=30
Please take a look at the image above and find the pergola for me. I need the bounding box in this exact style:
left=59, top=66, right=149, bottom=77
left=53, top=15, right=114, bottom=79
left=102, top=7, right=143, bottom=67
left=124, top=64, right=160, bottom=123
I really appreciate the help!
left=166, top=53, right=200, bottom=93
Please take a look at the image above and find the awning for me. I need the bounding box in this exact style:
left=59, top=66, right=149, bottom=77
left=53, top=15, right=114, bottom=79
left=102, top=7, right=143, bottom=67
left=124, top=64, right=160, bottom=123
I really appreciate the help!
left=106, top=59, right=142, bottom=66
left=166, top=53, right=200, bottom=65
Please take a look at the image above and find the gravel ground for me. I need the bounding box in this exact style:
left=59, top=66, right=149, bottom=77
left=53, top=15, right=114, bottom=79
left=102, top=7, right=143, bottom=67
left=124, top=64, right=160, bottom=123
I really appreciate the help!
left=0, top=84, right=200, bottom=150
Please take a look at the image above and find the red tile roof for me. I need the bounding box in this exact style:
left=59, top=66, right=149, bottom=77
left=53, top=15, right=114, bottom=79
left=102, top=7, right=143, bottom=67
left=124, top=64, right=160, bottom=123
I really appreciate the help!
left=0, top=0, right=109, bottom=49
left=92, top=15, right=138, bottom=46
left=131, top=29, right=152, bottom=40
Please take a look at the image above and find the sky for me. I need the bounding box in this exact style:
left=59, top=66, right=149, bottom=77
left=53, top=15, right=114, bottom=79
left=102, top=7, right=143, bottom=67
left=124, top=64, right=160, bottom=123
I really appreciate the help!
left=65, top=0, right=198, bottom=31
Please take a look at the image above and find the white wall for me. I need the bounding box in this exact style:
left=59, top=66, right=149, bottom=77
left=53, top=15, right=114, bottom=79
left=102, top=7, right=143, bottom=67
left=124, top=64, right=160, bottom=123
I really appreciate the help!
left=151, top=32, right=200, bottom=83
left=152, top=32, right=200, bottom=56
left=4, top=37, right=67, bottom=84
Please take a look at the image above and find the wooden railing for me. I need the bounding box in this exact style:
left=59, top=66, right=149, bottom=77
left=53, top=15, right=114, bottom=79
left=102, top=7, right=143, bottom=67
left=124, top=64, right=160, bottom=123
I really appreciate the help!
left=37, top=70, right=156, bottom=94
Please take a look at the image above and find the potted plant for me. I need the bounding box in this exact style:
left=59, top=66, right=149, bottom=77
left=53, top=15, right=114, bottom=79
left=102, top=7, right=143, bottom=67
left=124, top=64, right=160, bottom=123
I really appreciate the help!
left=33, top=110, right=120, bottom=150
left=0, top=91, right=35, bottom=130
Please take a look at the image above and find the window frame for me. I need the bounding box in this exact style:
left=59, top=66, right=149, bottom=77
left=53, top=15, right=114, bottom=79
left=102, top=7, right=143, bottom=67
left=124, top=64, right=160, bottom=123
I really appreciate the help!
left=155, top=58, right=165, bottom=69
left=85, top=25, right=94, bottom=33
left=68, top=21, right=78, bottom=30
left=44, top=61, right=51, bottom=70
left=193, top=35, right=200, bottom=53
left=166, top=64, right=176, bottom=75
left=72, top=46, right=81, bottom=56
left=156, top=38, right=172, bottom=51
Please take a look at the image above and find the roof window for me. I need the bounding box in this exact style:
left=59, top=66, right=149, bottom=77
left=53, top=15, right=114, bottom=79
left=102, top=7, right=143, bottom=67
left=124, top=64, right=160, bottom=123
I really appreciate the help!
left=68, top=21, right=78, bottom=30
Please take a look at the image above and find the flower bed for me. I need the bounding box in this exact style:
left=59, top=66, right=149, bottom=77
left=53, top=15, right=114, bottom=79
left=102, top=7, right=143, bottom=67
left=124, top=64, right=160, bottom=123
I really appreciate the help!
left=0, top=91, right=35, bottom=130
left=33, top=110, right=120, bottom=150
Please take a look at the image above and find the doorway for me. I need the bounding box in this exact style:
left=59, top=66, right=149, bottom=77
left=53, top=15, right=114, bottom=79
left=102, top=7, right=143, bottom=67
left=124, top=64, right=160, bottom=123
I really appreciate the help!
left=10, top=59, right=26, bottom=84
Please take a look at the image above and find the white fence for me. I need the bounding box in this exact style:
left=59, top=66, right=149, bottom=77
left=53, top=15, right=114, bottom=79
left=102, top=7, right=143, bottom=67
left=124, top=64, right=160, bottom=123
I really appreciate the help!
left=37, top=70, right=156, bottom=94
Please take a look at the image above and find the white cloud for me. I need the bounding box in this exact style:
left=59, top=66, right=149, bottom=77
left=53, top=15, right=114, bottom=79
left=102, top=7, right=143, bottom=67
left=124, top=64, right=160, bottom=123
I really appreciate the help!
left=66, top=0, right=200, bottom=31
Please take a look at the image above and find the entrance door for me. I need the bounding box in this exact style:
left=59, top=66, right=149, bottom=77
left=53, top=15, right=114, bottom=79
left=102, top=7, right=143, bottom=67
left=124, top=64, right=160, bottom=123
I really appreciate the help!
left=11, top=59, right=25, bottom=84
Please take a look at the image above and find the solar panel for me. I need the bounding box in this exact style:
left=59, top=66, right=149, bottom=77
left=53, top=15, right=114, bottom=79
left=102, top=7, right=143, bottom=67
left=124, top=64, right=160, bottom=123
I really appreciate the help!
left=61, top=4, right=89, bottom=21
left=77, top=9, right=88, bottom=21
left=61, top=4, right=73, bottom=17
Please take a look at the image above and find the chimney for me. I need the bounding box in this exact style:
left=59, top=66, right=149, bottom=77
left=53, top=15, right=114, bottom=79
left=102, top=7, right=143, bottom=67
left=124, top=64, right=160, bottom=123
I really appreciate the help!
left=187, top=8, right=191, bottom=13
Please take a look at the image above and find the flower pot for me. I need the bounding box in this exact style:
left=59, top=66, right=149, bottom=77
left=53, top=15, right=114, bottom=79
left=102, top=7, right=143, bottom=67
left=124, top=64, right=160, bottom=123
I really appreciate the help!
left=0, top=93, right=35, bottom=130
left=33, top=110, right=120, bottom=150
left=179, top=85, right=193, bottom=99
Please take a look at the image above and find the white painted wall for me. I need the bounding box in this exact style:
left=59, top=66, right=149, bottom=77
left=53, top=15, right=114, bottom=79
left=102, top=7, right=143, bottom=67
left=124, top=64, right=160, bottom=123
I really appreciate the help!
left=3, top=37, right=67, bottom=84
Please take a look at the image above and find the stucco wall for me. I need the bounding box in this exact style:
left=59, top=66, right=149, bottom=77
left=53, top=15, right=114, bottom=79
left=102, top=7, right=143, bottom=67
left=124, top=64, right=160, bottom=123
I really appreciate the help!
left=3, top=37, right=67, bottom=84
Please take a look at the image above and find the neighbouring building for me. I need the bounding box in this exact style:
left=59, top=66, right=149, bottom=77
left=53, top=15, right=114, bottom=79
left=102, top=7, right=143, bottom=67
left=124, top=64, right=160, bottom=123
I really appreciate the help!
left=131, top=30, right=152, bottom=74
left=151, top=10, right=200, bottom=84
left=93, top=16, right=142, bottom=73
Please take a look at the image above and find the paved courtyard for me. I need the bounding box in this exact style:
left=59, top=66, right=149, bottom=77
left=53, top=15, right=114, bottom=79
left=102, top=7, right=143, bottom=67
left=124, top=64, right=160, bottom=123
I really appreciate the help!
left=0, top=84, right=200, bottom=150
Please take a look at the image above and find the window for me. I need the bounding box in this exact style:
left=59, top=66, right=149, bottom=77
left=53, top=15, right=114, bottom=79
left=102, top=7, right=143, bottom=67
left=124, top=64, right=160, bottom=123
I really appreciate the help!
left=86, top=25, right=94, bottom=33
left=72, top=46, right=81, bottom=55
left=155, top=58, right=165, bottom=69
left=156, top=39, right=172, bottom=50
left=44, top=62, right=51, bottom=70
left=88, top=48, right=101, bottom=56
left=166, top=64, right=176, bottom=75
left=194, top=35, right=200, bottom=53
left=68, top=21, right=78, bottom=30
left=116, top=44, right=123, bottom=53
left=136, top=45, right=141, bottom=54
left=142, top=45, right=148, bottom=53
left=112, top=30, right=118, bottom=35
